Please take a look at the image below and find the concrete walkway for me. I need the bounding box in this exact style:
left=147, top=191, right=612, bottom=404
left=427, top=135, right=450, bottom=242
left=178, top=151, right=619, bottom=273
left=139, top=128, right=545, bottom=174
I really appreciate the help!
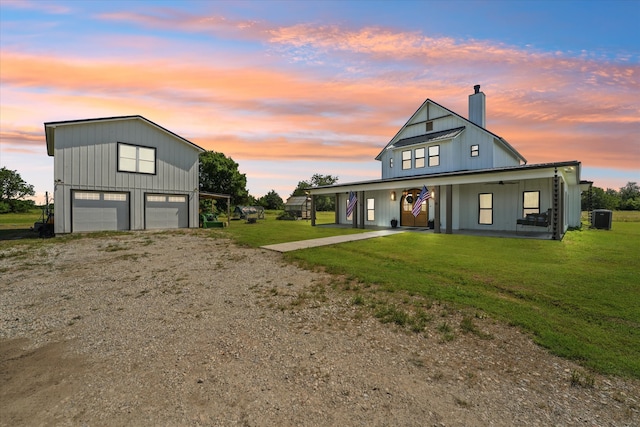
left=260, top=229, right=406, bottom=253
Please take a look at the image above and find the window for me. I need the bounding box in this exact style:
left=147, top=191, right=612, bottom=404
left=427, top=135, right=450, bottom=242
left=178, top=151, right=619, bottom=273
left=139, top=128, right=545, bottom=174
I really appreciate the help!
left=523, top=191, right=540, bottom=216
left=471, top=144, right=479, bottom=157
left=390, top=157, right=394, bottom=168
left=103, top=193, right=127, bottom=201
left=168, top=196, right=186, bottom=203
left=75, top=192, right=100, bottom=200
left=428, top=145, right=440, bottom=167
left=367, top=198, right=375, bottom=221
left=402, top=150, right=412, bottom=169
left=415, top=148, right=425, bottom=168
left=426, top=121, right=433, bottom=132
left=479, top=193, right=493, bottom=225
left=118, top=143, right=156, bottom=174
left=147, top=195, right=166, bottom=202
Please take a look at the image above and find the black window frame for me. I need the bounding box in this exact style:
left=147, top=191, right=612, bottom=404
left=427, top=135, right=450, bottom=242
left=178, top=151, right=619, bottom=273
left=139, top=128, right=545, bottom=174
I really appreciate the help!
left=478, top=193, right=493, bottom=225
left=523, top=191, right=541, bottom=216
left=471, top=144, right=479, bottom=157
left=118, top=142, right=157, bottom=175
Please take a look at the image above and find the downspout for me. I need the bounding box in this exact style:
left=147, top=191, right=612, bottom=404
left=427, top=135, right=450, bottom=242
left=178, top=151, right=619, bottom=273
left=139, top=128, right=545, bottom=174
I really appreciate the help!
left=553, top=168, right=560, bottom=240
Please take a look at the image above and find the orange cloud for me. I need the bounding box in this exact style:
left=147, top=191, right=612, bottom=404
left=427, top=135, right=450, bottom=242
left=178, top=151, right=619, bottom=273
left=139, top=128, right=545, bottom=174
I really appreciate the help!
left=1, top=12, right=638, bottom=175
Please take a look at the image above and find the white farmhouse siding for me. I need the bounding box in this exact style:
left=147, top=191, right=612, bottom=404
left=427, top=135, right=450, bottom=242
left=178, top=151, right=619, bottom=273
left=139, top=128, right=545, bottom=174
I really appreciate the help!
left=46, top=116, right=204, bottom=234
left=310, top=85, right=588, bottom=240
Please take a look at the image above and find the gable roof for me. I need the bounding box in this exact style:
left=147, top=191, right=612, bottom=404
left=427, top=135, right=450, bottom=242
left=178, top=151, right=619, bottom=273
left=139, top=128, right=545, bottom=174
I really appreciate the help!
left=44, top=115, right=205, bottom=156
left=375, top=99, right=526, bottom=164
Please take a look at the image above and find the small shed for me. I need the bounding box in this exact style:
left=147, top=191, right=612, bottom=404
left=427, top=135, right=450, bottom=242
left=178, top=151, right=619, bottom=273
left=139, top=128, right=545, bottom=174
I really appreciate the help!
left=285, top=196, right=311, bottom=219
left=233, top=206, right=265, bottom=220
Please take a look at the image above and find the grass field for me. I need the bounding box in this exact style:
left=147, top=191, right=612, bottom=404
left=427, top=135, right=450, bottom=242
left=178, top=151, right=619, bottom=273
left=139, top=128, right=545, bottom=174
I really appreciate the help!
left=2, top=209, right=639, bottom=378
left=221, top=210, right=640, bottom=379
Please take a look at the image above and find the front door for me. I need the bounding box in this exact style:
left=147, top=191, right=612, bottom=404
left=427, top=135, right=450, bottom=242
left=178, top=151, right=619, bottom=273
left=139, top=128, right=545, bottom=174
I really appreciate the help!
left=401, top=189, right=428, bottom=227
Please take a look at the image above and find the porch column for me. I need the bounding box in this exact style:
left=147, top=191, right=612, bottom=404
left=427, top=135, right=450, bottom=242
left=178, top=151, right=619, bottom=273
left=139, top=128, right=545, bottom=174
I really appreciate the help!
left=358, top=191, right=365, bottom=229
left=334, top=193, right=339, bottom=224
left=310, top=195, right=316, bottom=226
left=352, top=193, right=358, bottom=228
left=434, top=186, right=441, bottom=233
left=445, top=184, right=453, bottom=234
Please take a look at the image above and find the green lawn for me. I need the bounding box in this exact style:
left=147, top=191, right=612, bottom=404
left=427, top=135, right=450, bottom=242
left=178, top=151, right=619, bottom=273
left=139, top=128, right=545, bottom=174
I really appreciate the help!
left=0, top=209, right=42, bottom=240
left=223, top=211, right=640, bottom=378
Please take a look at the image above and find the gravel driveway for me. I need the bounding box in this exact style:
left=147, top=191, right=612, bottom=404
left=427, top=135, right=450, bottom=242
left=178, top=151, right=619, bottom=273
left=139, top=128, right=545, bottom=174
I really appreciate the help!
left=1, top=230, right=638, bottom=426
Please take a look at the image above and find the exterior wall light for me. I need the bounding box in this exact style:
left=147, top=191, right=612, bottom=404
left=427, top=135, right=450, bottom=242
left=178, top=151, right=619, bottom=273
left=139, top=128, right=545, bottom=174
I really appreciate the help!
left=390, top=191, right=396, bottom=201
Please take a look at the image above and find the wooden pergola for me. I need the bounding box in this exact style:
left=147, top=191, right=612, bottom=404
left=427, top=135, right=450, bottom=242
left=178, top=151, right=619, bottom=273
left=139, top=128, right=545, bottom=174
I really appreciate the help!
left=199, top=192, right=232, bottom=227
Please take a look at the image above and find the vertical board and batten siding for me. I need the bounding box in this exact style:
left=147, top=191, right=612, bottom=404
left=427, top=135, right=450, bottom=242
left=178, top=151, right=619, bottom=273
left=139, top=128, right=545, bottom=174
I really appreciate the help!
left=380, top=101, right=510, bottom=180
left=53, top=118, right=200, bottom=233
left=492, top=138, right=522, bottom=168
left=456, top=179, right=553, bottom=231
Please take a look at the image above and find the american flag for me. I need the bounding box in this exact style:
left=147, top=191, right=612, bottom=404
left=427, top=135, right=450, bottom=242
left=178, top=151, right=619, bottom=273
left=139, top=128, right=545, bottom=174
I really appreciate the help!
left=346, top=191, right=357, bottom=217
left=412, top=185, right=431, bottom=217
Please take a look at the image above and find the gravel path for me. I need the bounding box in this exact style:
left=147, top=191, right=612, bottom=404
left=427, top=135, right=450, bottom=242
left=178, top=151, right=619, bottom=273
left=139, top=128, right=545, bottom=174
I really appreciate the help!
left=1, top=230, right=638, bottom=426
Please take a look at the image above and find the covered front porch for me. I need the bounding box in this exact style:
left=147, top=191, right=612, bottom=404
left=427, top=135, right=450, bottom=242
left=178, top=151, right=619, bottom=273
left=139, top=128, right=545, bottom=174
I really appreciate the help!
left=308, top=162, right=583, bottom=240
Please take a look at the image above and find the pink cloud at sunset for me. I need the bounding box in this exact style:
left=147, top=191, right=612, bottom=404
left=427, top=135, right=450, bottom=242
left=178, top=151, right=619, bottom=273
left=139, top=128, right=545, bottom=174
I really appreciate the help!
left=1, top=1, right=638, bottom=202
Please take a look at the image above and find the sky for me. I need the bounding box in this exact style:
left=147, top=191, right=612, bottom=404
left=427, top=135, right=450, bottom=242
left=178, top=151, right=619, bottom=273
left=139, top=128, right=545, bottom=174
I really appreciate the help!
left=1, top=0, right=639, bottom=204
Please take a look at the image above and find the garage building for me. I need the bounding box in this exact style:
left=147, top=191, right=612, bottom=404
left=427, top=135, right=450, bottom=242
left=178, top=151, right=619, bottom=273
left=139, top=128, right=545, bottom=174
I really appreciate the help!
left=45, top=116, right=205, bottom=234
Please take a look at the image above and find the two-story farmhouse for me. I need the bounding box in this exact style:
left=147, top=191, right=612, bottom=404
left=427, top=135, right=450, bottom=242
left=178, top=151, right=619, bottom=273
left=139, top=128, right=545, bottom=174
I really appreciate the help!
left=45, top=116, right=204, bottom=234
left=309, top=86, right=590, bottom=240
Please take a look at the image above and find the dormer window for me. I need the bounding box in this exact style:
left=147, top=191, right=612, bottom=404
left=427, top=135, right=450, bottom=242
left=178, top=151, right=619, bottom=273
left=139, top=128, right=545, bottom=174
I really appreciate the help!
left=471, top=144, right=479, bottom=157
left=428, top=145, right=440, bottom=167
left=402, top=150, right=411, bottom=169
left=415, top=148, right=425, bottom=168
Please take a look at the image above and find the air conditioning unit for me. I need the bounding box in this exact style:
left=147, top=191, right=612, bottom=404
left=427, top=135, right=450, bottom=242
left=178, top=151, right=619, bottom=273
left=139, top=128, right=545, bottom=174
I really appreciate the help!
left=592, top=209, right=612, bottom=230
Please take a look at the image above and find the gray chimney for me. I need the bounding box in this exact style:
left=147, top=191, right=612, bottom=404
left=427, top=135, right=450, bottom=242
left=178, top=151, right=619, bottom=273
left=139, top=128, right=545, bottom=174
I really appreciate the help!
left=469, top=84, right=486, bottom=128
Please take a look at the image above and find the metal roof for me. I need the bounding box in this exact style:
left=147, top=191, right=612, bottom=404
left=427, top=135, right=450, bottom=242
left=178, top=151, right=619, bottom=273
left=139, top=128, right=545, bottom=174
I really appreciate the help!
left=392, top=126, right=466, bottom=148
left=308, top=161, right=581, bottom=195
left=44, top=115, right=204, bottom=156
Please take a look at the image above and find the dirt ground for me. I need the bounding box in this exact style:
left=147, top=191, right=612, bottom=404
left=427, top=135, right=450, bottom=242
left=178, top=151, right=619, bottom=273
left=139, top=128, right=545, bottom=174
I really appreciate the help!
left=1, top=230, right=638, bottom=426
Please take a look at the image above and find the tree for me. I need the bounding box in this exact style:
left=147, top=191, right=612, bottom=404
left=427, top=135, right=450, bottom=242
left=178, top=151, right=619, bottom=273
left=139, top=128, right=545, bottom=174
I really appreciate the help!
left=291, top=173, right=338, bottom=211
left=618, top=182, right=640, bottom=210
left=0, top=167, right=36, bottom=213
left=581, top=186, right=619, bottom=211
left=258, top=190, right=284, bottom=210
left=199, top=151, right=249, bottom=209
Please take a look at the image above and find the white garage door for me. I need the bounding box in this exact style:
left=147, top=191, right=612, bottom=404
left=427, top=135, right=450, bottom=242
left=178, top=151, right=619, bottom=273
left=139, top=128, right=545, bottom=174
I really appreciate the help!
left=72, top=191, right=130, bottom=232
left=145, top=194, right=188, bottom=229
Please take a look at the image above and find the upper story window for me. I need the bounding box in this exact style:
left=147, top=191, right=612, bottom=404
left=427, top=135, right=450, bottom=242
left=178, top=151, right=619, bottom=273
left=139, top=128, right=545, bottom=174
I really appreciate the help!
left=415, top=148, right=425, bottom=168
left=523, top=191, right=540, bottom=216
left=402, top=150, right=412, bottom=169
left=426, top=121, right=433, bottom=132
left=428, top=145, right=440, bottom=167
left=389, top=157, right=394, bottom=168
left=118, top=143, right=156, bottom=174
left=471, top=144, right=479, bottom=157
